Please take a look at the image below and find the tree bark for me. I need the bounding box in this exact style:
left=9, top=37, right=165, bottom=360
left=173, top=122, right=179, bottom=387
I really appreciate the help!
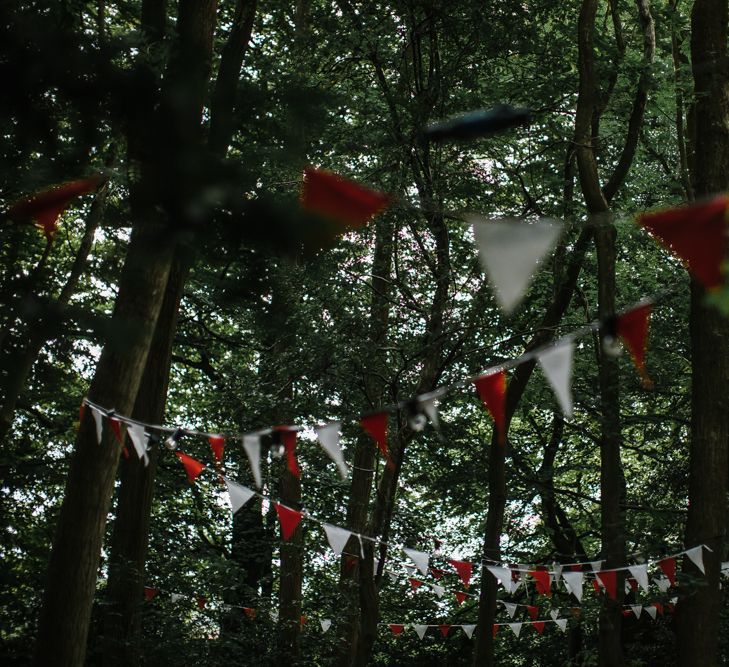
left=676, top=1, right=729, bottom=665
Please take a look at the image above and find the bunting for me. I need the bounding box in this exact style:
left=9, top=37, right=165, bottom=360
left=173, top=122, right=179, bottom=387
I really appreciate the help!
left=538, top=340, right=574, bottom=418
left=209, top=435, right=225, bottom=464
left=243, top=434, right=262, bottom=489
left=449, top=559, right=473, bottom=587
left=175, top=452, right=205, bottom=485
left=274, top=503, right=302, bottom=541
left=224, top=478, right=256, bottom=514
left=316, top=421, right=348, bottom=480
left=614, top=303, right=653, bottom=387
left=360, top=411, right=390, bottom=464
left=473, top=369, right=507, bottom=443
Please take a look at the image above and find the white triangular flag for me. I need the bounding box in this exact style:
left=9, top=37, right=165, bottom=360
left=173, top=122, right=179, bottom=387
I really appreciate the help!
left=562, top=572, right=584, bottom=602
left=538, top=340, right=574, bottom=418
left=461, top=624, right=476, bottom=639
left=91, top=407, right=104, bottom=444
left=317, top=422, right=348, bottom=480
left=556, top=618, right=568, bottom=632
left=320, top=618, right=331, bottom=632
left=487, top=566, right=516, bottom=593
left=503, top=602, right=518, bottom=618
left=549, top=610, right=559, bottom=621
left=686, top=546, right=706, bottom=574
left=587, top=560, right=603, bottom=572
left=126, top=423, right=149, bottom=465
left=645, top=605, right=657, bottom=620
left=403, top=548, right=430, bottom=577
left=323, top=523, right=352, bottom=555
left=508, top=622, right=523, bottom=638
left=552, top=563, right=563, bottom=580
left=404, top=564, right=416, bottom=576
left=413, top=624, right=428, bottom=639
left=388, top=571, right=399, bottom=583
left=469, top=215, right=563, bottom=314
left=432, top=584, right=445, bottom=598
left=655, top=576, right=670, bottom=593
left=170, top=593, right=184, bottom=603
left=631, top=605, right=642, bottom=619
left=224, top=478, right=256, bottom=514
left=243, top=434, right=262, bottom=489
left=628, top=564, right=649, bottom=592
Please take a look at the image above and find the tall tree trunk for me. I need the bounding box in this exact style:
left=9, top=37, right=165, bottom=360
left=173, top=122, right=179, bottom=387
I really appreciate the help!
left=676, top=1, right=729, bottom=665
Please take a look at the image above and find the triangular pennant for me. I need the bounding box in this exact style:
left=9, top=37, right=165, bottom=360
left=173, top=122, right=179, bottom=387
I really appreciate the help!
left=243, top=434, right=262, bottom=489
left=432, top=584, right=445, bottom=598
left=631, top=605, right=642, bottom=619
left=430, top=567, right=444, bottom=580
left=455, top=591, right=468, bottom=605
left=596, top=571, right=617, bottom=600
left=538, top=340, right=574, bottom=418
left=628, top=564, right=650, bottom=592
left=588, top=560, right=604, bottom=572
left=658, top=558, right=676, bottom=586
left=208, top=435, right=225, bottom=464
left=300, top=615, right=307, bottom=628
left=449, top=559, right=473, bottom=587
left=170, top=593, right=184, bottom=603
left=316, top=421, right=348, bottom=479
left=686, top=546, right=706, bottom=574
left=653, top=602, right=664, bottom=616
left=109, top=417, right=123, bottom=445
left=616, top=304, right=653, bottom=387
left=404, top=564, right=416, bottom=575
left=487, top=566, right=516, bottom=594
left=533, top=621, right=546, bottom=635
left=408, top=578, right=423, bottom=590
left=636, top=195, right=729, bottom=289
left=175, top=452, right=206, bottom=485
left=562, top=572, right=584, bottom=602
left=469, top=215, right=563, bottom=314
left=274, top=503, right=302, bottom=541
left=389, top=624, right=405, bottom=636
left=439, top=624, right=451, bottom=638
left=503, top=602, right=518, bottom=618
left=301, top=166, right=391, bottom=228
left=91, top=407, right=104, bottom=444
left=403, top=548, right=430, bottom=577
left=492, top=624, right=499, bottom=639
left=461, top=624, right=476, bottom=639
left=320, top=618, right=331, bottom=632
left=556, top=618, right=568, bottom=632
left=360, top=411, right=390, bottom=463
left=143, top=586, right=158, bottom=601
left=592, top=579, right=602, bottom=595
left=243, top=607, right=256, bottom=619
left=549, top=610, right=559, bottom=621
left=473, top=369, right=507, bottom=443
left=224, top=477, right=256, bottom=514
left=388, top=571, right=398, bottom=583
left=127, top=423, right=150, bottom=465
left=508, top=622, right=523, bottom=638
left=413, top=624, right=428, bottom=639
left=655, top=576, right=671, bottom=593
left=645, top=605, right=657, bottom=620
left=530, top=570, right=552, bottom=597
left=526, top=605, right=539, bottom=621
left=276, top=428, right=300, bottom=478
left=7, top=175, right=102, bottom=241
left=552, top=563, right=563, bottom=580
left=323, top=523, right=352, bottom=555
left=196, top=595, right=207, bottom=610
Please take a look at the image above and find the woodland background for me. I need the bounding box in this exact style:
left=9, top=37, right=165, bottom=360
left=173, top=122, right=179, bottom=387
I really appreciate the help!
left=1, top=0, right=728, bottom=665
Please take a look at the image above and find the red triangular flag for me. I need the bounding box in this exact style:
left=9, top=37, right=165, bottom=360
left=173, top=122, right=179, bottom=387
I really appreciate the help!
left=533, top=621, right=545, bottom=635
left=175, top=452, right=206, bottom=485
left=109, top=417, right=123, bottom=444
left=409, top=578, right=423, bottom=590
left=492, top=624, right=498, bottom=638
left=637, top=195, right=729, bottom=289
left=79, top=403, right=86, bottom=424
left=530, top=570, right=552, bottom=597
left=208, top=435, right=225, bottom=464
left=274, top=503, right=303, bottom=541
left=430, top=567, right=444, bottom=580
left=622, top=609, right=632, bottom=617
left=7, top=175, right=102, bottom=241
left=360, top=411, right=390, bottom=465
left=473, top=370, right=507, bottom=444
left=448, top=559, right=473, bottom=587
left=196, top=595, right=207, bottom=610
left=389, top=624, right=405, bottom=635
left=277, top=428, right=300, bottom=478
left=439, top=624, right=451, bottom=637
left=143, top=586, right=158, bottom=601
left=658, top=558, right=676, bottom=586
left=300, top=615, right=307, bottom=627
left=596, top=571, right=617, bottom=600
left=527, top=605, right=539, bottom=621
left=591, top=579, right=601, bottom=594
left=616, top=304, right=652, bottom=388
left=242, top=606, right=256, bottom=619
left=653, top=602, right=664, bottom=616
left=301, top=167, right=391, bottom=228
left=455, top=591, right=468, bottom=605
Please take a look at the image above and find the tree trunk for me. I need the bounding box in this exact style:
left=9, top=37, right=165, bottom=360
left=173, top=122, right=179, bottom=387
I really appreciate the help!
left=676, top=1, right=729, bottom=665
